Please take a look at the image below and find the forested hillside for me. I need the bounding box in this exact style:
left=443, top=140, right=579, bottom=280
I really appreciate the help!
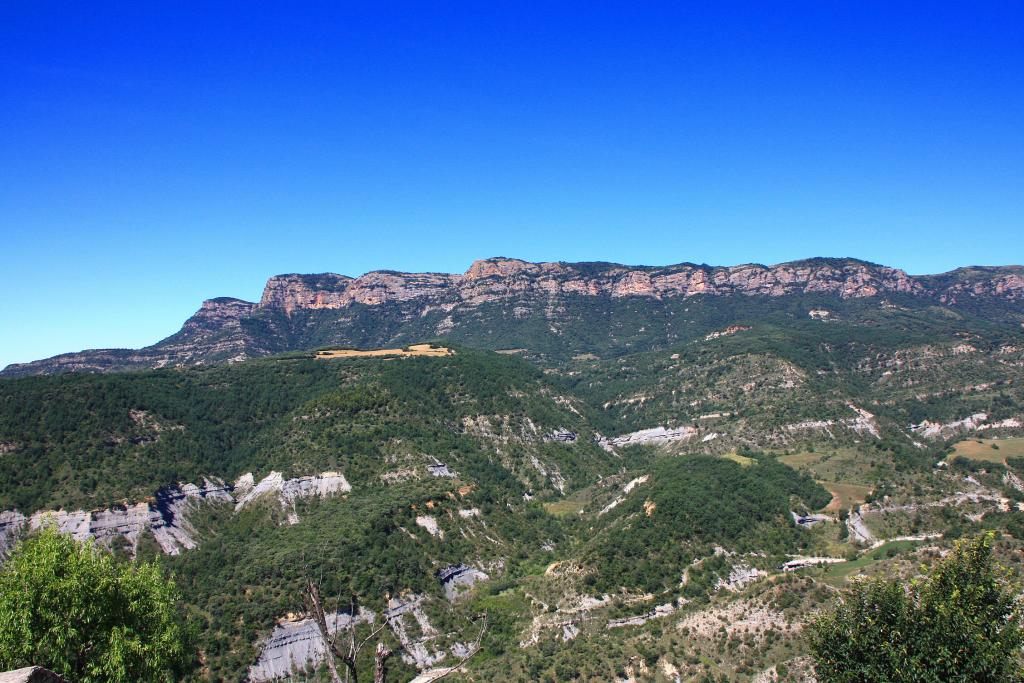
left=2, top=284, right=1024, bottom=681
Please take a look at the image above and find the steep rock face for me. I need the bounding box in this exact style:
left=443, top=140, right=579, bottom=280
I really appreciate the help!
left=4, top=257, right=1023, bottom=377
left=247, top=609, right=375, bottom=682
left=259, top=274, right=353, bottom=315
left=0, top=471, right=350, bottom=558
left=0, top=478, right=235, bottom=557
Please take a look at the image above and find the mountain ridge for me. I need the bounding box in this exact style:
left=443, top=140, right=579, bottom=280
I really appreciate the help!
left=4, top=256, right=1023, bottom=377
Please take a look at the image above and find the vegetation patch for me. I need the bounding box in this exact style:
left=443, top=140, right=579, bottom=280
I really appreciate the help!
left=949, top=437, right=1024, bottom=465
left=818, top=539, right=924, bottom=586
left=820, top=481, right=873, bottom=513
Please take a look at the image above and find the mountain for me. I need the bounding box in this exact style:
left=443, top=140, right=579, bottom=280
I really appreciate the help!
left=3, top=256, right=1024, bottom=681
left=4, top=257, right=1023, bottom=377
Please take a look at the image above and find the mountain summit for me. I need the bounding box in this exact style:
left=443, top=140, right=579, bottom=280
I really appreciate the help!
left=3, top=257, right=1023, bottom=377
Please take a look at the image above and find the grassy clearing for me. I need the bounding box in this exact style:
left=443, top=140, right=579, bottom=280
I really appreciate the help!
left=777, top=451, right=827, bottom=468
left=819, top=539, right=922, bottom=585
left=543, top=499, right=588, bottom=518
left=543, top=487, right=596, bottom=518
left=721, top=452, right=755, bottom=467
left=315, top=343, right=453, bottom=359
left=821, top=482, right=873, bottom=512
left=777, top=447, right=887, bottom=488
left=948, top=437, right=1024, bottom=465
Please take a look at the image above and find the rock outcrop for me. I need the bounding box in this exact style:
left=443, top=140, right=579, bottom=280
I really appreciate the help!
left=0, top=471, right=350, bottom=558
left=436, top=564, right=489, bottom=601
left=600, top=426, right=699, bottom=449
left=247, top=609, right=374, bottom=682
left=5, top=257, right=1023, bottom=377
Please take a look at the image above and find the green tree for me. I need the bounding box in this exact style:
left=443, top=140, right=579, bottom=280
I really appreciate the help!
left=0, top=527, right=192, bottom=682
left=809, top=533, right=1023, bottom=682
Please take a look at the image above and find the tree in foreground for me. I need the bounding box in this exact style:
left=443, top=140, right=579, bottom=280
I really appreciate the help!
left=0, top=527, right=192, bottom=682
left=809, top=533, right=1023, bottom=682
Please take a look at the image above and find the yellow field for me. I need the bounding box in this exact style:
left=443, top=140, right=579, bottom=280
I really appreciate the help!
left=949, top=437, right=1024, bottom=465
left=315, top=344, right=453, bottom=359
left=721, top=452, right=755, bottom=467
left=820, top=482, right=873, bottom=513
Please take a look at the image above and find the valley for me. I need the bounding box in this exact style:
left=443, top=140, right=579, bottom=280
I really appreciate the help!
left=1, top=257, right=1023, bottom=681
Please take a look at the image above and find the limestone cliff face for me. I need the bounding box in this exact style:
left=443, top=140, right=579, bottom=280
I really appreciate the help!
left=258, top=274, right=353, bottom=315
left=180, top=297, right=256, bottom=332
left=3, top=256, right=1022, bottom=377
left=252, top=257, right=930, bottom=315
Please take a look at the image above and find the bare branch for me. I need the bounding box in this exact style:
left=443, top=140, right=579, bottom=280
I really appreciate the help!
left=422, top=613, right=488, bottom=683
left=305, top=578, right=345, bottom=683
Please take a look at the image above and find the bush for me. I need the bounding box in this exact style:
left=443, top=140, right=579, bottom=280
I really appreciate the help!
left=809, top=533, right=1023, bottom=682
left=0, top=528, right=193, bottom=682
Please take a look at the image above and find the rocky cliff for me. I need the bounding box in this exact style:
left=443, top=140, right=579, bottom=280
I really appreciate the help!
left=4, top=257, right=1023, bottom=377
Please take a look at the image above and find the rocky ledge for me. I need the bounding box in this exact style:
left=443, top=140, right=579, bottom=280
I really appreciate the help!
left=4, top=257, right=1023, bottom=377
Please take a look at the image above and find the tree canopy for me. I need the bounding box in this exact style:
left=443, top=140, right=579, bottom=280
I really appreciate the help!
left=810, top=533, right=1024, bottom=682
left=0, top=527, right=192, bottom=682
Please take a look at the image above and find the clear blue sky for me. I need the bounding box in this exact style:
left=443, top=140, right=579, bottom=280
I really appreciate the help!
left=2, top=2, right=1022, bottom=369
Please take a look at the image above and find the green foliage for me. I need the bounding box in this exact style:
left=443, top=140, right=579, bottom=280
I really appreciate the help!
left=586, top=457, right=828, bottom=593
left=809, top=533, right=1023, bottom=682
left=0, top=348, right=609, bottom=511
left=0, top=527, right=192, bottom=682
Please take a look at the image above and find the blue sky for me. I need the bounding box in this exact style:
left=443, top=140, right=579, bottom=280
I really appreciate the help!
left=1, top=2, right=1022, bottom=368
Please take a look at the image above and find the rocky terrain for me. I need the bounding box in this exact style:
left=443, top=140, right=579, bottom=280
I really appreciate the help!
left=0, top=471, right=351, bottom=558
left=4, top=257, right=1023, bottom=377
left=2, top=257, right=1024, bottom=681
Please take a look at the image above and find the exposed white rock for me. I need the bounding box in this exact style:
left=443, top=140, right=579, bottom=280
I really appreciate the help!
left=436, top=564, right=489, bottom=601
left=385, top=593, right=446, bottom=669
left=911, top=413, right=988, bottom=439
left=784, top=405, right=879, bottom=439
left=867, top=533, right=942, bottom=550
left=791, top=511, right=833, bottom=528
left=426, top=462, right=456, bottom=478
left=233, top=472, right=255, bottom=494
left=416, top=515, right=443, bottom=538
left=457, top=508, right=481, bottom=519
left=10, top=478, right=234, bottom=557
left=716, top=564, right=767, bottom=591
left=781, top=557, right=846, bottom=571
left=599, top=474, right=651, bottom=516
left=598, top=497, right=624, bottom=516
left=235, top=471, right=351, bottom=514
left=622, top=475, right=649, bottom=494
left=606, top=602, right=676, bottom=629
left=0, top=510, right=27, bottom=558
left=847, top=509, right=875, bottom=544
left=520, top=593, right=613, bottom=647
left=603, top=426, right=698, bottom=448
left=248, top=609, right=374, bottom=682
left=2, top=471, right=347, bottom=559
left=547, top=429, right=578, bottom=443
left=703, top=325, right=750, bottom=341
left=985, top=418, right=1022, bottom=430
left=677, top=601, right=797, bottom=638
left=528, top=455, right=567, bottom=494
left=847, top=405, right=881, bottom=438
